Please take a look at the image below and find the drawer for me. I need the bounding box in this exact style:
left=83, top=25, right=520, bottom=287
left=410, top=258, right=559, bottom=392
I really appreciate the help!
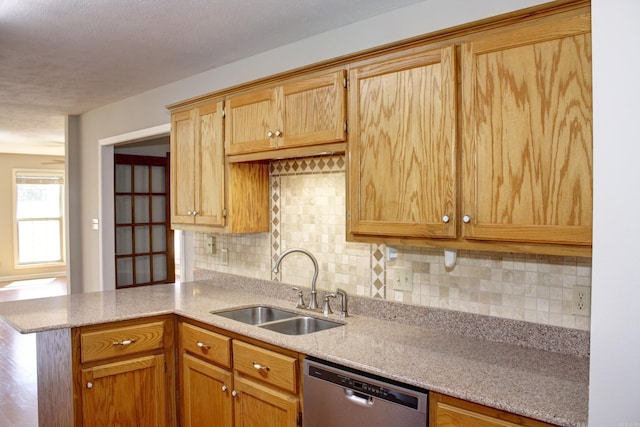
left=80, top=321, right=165, bottom=364
left=180, top=322, right=231, bottom=368
left=233, top=340, right=298, bottom=393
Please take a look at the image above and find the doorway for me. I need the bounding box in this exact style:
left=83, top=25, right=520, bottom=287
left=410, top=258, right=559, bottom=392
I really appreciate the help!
left=114, top=153, right=174, bottom=288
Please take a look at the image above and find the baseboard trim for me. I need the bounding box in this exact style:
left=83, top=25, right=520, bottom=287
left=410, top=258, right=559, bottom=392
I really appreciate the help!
left=0, top=272, right=66, bottom=283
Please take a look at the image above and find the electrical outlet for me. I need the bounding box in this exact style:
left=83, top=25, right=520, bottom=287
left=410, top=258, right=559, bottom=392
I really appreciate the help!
left=394, top=267, right=413, bottom=292
left=221, top=248, right=229, bottom=266
left=207, top=235, right=216, bottom=255
left=572, top=285, right=591, bottom=316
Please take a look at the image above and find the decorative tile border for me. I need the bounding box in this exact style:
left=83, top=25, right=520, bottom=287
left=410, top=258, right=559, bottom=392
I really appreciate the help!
left=371, top=244, right=386, bottom=298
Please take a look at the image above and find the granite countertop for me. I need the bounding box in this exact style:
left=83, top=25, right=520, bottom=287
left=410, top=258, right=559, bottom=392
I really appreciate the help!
left=0, top=275, right=589, bottom=427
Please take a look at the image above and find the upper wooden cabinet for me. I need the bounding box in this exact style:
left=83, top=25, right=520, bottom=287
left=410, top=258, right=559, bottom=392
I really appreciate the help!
left=170, top=100, right=269, bottom=233
left=348, top=45, right=457, bottom=239
left=171, top=101, right=226, bottom=227
left=461, top=11, right=592, bottom=246
left=225, top=70, right=347, bottom=159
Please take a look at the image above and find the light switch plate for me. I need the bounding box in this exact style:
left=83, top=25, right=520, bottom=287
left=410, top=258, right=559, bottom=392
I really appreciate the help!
left=394, top=267, right=413, bottom=292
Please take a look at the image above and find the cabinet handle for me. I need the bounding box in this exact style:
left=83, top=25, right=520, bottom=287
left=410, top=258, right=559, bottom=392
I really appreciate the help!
left=462, top=215, right=471, bottom=223
left=442, top=215, right=450, bottom=223
left=231, top=390, right=238, bottom=397
left=275, top=130, right=282, bottom=137
left=267, top=130, right=274, bottom=138
left=252, top=361, right=270, bottom=372
left=196, top=341, right=211, bottom=350
left=112, top=338, right=136, bottom=346
left=187, top=210, right=193, bottom=215
left=192, top=210, right=198, bottom=217
left=86, top=381, right=93, bottom=389
left=222, top=385, right=228, bottom=392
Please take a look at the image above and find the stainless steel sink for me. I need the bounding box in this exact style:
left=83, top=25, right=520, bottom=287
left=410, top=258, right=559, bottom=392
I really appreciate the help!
left=258, top=316, right=342, bottom=335
left=212, top=306, right=299, bottom=325
left=211, top=305, right=343, bottom=335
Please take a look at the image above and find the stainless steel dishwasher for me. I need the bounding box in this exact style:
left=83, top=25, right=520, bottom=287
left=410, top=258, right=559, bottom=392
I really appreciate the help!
left=303, top=358, right=428, bottom=427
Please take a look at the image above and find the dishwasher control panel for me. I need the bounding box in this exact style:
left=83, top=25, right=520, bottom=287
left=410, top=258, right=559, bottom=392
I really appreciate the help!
left=306, top=360, right=424, bottom=409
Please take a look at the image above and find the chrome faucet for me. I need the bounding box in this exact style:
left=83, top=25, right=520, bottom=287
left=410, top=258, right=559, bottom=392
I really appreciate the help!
left=273, top=248, right=320, bottom=310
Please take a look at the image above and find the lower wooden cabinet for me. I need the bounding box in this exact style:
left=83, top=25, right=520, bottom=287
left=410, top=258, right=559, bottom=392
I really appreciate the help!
left=74, top=316, right=176, bottom=427
left=178, top=320, right=301, bottom=427
left=430, top=392, right=558, bottom=427
left=182, top=353, right=233, bottom=427
left=81, top=354, right=167, bottom=427
left=234, top=375, right=299, bottom=427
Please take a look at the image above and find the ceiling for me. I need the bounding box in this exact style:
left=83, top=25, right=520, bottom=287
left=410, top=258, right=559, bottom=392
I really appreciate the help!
left=0, top=0, right=425, bottom=156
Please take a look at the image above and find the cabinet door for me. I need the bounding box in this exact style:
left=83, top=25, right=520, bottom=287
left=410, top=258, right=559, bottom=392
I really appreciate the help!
left=461, top=13, right=592, bottom=245
left=170, top=109, right=197, bottom=224
left=81, top=354, right=167, bottom=427
left=182, top=353, right=233, bottom=427
left=234, top=375, right=299, bottom=427
left=280, top=70, right=346, bottom=149
left=430, top=392, right=556, bottom=427
left=348, top=45, right=457, bottom=238
left=225, top=88, right=280, bottom=155
left=194, top=101, right=226, bottom=227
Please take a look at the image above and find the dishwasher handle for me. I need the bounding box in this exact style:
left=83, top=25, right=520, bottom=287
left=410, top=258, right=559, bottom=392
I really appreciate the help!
left=344, top=389, right=374, bottom=408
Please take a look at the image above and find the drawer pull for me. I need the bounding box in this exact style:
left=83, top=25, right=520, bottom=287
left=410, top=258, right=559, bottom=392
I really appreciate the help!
left=196, top=341, right=211, bottom=350
left=252, top=362, right=270, bottom=372
left=112, top=338, right=136, bottom=346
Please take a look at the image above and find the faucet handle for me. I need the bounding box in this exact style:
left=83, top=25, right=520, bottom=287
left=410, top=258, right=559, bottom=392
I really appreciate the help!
left=292, top=287, right=306, bottom=309
left=322, top=293, right=336, bottom=316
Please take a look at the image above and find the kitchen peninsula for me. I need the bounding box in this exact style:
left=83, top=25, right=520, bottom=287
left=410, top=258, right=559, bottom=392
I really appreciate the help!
left=0, top=272, right=589, bottom=427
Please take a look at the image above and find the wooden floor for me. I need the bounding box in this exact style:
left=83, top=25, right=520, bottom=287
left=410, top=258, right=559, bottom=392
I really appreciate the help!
left=0, top=277, right=67, bottom=427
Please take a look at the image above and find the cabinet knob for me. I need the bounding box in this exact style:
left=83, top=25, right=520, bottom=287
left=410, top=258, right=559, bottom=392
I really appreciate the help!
left=267, top=130, right=274, bottom=138
left=112, top=338, right=136, bottom=346
left=86, top=382, right=93, bottom=389
left=196, top=341, right=211, bottom=350
left=231, top=390, right=238, bottom=397
left=275, top=130, right=282, bottom=137
left=192, top=210, right=198, bottom=217
left=222, top=385, right=228, bottom=392
left=252, top=361, right=270, bottom=372
left=463, top=215, right=471, bottom=223
left=187, top=210, right=193, bottom=216
left=442, top=215, right=450, bottom=223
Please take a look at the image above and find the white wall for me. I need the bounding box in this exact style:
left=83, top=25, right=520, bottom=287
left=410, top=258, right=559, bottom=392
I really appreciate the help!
left=589, top=0, right=640, bottom=425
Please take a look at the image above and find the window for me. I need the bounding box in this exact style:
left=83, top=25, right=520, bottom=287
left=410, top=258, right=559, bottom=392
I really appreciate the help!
left=13, top=170, right=65, bottom=267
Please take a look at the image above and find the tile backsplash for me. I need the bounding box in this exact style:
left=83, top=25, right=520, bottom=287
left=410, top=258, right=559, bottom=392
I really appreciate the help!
left=194, top=155, right=592, bottom=331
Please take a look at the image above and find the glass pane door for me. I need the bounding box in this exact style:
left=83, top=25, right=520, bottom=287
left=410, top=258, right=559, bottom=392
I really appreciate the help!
left=114, top=154, right=174, bottom=288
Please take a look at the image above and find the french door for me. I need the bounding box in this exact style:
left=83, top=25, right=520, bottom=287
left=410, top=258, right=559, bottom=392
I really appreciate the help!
left=114, top=154, right=175, bottom=288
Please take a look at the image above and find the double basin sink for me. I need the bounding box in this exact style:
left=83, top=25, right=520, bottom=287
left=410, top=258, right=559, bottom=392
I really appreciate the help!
left=212, top=305, right=343, bottom=335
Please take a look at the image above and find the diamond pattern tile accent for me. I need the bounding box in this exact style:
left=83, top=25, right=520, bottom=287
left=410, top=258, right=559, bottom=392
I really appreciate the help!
left=371, top=244, right=386, bottom=298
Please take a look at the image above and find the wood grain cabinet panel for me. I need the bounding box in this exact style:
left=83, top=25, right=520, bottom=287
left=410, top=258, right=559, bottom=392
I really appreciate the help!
left=233, top=375, right=299, bottom=427
left=232, top=340, right=298, bottom=394
left=182, top=353, right=233, bottom=427
left=348, top=45, right=457, bottom=239
left=74, top=316, right=175, bottom=427
left=430, top=392, right=558, bottom=427
left=170, top=99, right=270, bottom=233
left=225, top=70, right=346, bottom=159
left=81, top=354, right=167, bottom=427
left=80, top=320, right=164, bottom=363
left=170, top=100, right=226, bottom=228
left=461, top=12, right=592, bottom=246
left=178, top=320, right=301, bottom=427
